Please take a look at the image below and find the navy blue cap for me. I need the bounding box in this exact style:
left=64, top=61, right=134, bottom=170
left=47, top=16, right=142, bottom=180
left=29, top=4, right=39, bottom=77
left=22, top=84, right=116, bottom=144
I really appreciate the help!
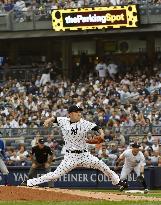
left=68, top=105, right=83, bottom=113
left=132, top=142, right=140, bottom=148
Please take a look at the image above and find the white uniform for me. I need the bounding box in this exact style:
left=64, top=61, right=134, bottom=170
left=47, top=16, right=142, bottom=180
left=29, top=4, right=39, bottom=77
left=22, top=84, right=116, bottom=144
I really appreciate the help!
left=120, top=149, right=145, bottom=180
left=95, top=63, right=107, bottom=78
left=27, top=117, right=120, bottom=186
left=0, top=158, right=9, bottom=175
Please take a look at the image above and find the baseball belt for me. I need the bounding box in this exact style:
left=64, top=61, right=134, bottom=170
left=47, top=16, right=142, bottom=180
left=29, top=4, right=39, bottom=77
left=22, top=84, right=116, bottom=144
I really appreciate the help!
left=66, top=150, right=87, bottom=154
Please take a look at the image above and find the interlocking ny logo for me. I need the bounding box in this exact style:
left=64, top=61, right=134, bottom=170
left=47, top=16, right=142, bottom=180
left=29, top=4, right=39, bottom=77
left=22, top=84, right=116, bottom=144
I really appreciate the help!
left=71, top=126, right=78, bottom=135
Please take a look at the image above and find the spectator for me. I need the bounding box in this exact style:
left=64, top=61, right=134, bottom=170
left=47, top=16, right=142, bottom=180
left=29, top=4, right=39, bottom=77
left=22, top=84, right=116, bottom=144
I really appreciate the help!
left=17, top=144, right=29, bottom=163
left=56, top=105, right=68, bottom=117
left=95, top=59, right=107, bottom=81
left=144, top=150, right=152, bottom=166
left=14, top=0, right=26, bottom=23
left=106, top=60, right=118, bottom=80
left=89, top=146, right=98, bottom=157
left=150, top=151, right=159, bottom=166
left=45, top=134, right=59, bottom=154
left=35, top=75, right=41, bottom=88
left=31, top=132, right=40, bottom=147
left=9, top=150, right=21, bottom=165
left=40, top=68, right=51, bottom=86
left=152, top=139, right=159, bottom=152
left=146, top=132, right=154, bottom=146
left=4, top=0, right=14, bottom=12
left=98, top=143, right=109, bottom=159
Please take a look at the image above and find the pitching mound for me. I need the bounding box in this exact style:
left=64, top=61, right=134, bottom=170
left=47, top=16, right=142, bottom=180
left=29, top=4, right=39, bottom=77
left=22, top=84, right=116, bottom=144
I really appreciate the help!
left=0, top=186, right=160, bottom=201
left=0, top=186, right=93, bottom=201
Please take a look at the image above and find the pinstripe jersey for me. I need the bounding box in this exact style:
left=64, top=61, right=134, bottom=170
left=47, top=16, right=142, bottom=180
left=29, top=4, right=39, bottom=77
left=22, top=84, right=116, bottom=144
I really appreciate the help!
left=120, top=149, right=145, bottom=167
left=57, top=117, right=96, bottom=151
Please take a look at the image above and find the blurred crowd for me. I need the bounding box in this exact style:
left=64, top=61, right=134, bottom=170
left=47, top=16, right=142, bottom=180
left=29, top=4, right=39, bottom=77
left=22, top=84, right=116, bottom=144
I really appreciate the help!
left=0, top=52, right=160, bottom=168
left=0, top=0, right=161, bottom=23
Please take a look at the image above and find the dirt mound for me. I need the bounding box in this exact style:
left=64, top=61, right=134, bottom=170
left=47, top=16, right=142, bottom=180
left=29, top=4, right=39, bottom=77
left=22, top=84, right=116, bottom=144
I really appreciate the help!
left=0, top=186, right=160, bottom=202
left=0, top=186, right=92, bottom=201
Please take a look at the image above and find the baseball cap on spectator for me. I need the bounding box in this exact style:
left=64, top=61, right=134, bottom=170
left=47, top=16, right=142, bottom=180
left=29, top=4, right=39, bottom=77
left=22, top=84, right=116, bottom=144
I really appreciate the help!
left=68, top=105, right=83, bottom=113
left=38, top=139, right=45, bottom=144
left=132, top=142, right=140, bottom=148
left=72, top=94, right=78, bottom=98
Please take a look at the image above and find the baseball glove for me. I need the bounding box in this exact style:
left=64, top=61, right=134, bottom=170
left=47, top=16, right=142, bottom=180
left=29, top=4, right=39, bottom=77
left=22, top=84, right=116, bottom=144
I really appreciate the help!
left=86, top=136, right=104, bottom=144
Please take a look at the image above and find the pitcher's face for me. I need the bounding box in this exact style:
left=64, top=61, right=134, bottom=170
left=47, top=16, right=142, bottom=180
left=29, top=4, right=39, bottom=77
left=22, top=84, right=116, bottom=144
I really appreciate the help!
left=69, top=111, right=82, bottom=122
left=132, top=147, right=139, bottom=156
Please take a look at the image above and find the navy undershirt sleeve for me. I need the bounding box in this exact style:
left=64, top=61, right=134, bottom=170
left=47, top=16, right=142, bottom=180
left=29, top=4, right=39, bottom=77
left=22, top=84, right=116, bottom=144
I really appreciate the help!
left=91, top=126, right=100, bottom=131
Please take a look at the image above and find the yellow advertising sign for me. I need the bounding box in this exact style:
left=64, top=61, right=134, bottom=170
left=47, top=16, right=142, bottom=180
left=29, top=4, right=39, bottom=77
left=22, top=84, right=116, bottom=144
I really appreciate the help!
left=52, top=5, right=139, bottom=31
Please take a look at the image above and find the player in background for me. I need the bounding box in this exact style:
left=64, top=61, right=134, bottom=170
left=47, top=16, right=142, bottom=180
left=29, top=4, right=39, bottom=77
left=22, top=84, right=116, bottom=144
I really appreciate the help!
left=0, top=138, right=9, bottom=185
left=22, top=105, right=127, bottom=189
left=115, top=142, right=149, bottom=193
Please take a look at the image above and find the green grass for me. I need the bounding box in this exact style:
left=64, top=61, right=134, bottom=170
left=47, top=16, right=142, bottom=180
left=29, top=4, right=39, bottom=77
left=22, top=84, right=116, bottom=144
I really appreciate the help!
left=129, top=192, right=161, bottom=198
left=0, top=201, right=160, bottom=205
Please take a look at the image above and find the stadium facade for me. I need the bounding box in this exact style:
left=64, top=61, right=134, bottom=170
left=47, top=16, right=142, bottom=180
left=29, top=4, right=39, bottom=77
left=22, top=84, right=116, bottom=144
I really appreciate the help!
left=0, top=4, right=161, bottom=78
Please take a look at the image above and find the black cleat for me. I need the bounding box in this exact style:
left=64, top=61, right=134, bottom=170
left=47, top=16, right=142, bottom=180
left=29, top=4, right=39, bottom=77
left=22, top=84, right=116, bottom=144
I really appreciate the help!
left=118, top=180, right=128, bottom=192
left=144, top=189, right=149, bottom=194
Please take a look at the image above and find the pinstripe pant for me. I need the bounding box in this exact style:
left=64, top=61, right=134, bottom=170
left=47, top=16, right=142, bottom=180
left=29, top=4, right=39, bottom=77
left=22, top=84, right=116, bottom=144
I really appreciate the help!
left=27, top=152, right=120, bottom=186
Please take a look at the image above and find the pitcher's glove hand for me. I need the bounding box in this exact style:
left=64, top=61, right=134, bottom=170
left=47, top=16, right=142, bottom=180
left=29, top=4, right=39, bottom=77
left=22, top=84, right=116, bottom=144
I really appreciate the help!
left=86, top=136, right=104, bottom=144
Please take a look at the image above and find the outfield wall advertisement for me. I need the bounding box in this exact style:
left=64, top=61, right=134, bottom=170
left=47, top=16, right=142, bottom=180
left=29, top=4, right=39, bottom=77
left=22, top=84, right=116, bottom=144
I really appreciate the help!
left=52, top=5, right=139, bottom=31
left=0, top=167, right=154, bottom=189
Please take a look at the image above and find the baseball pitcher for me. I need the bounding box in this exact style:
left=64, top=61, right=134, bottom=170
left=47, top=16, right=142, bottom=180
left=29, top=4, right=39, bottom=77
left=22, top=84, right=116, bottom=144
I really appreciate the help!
left=23, top=105, right=126, bottom=189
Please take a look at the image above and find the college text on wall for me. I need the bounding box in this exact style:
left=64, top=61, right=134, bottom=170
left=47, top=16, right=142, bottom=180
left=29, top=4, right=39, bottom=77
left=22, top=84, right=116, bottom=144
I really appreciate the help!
left=52, top=5, right=139, bottom=31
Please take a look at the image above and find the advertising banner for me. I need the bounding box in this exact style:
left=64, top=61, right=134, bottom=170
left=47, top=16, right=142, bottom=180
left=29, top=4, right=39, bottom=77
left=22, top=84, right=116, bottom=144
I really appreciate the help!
left=0, top=167, right=153, bottom=189
left=52, top=5, right=139, bottom=31
left=153, top=167, right=161, bottom=188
